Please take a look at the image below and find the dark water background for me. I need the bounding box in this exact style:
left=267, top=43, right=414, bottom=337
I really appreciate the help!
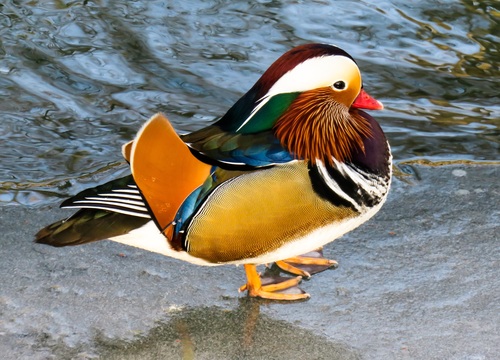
left=1, top=0, right=499, bottom=206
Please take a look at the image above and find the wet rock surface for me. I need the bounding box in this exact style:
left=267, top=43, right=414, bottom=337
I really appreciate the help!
left=1, top=163, right=498, bottom=359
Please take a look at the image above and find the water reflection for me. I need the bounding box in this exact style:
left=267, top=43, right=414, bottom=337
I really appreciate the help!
left=0, top=0, right=498, bottom=205
left=89, top=300, right=360, bottom=359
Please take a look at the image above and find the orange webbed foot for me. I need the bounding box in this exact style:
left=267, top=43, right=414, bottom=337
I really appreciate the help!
left=239, top=264, right=310, bottom=301
left=275, top=248, right=338, bottom=279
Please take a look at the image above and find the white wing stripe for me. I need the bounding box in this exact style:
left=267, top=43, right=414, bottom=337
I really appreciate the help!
left=94, top=192, right=143, bottom=200
left=79, top=196, right=145, bottom=206
left=72, top=199, right=148, bottom=212
left=111, top=189, right=141, bottom=194
left=63, top=205, right=151, bottom=218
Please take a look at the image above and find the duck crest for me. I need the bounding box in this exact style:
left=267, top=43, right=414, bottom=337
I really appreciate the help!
left=215, top=44, right=356, bottom=134
left=274, top=89, right=372, bottom=165
left=253, top=44, right=355, bottom=99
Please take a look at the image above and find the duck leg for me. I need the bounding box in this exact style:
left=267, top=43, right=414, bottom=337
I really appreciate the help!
left=239, top=264, right=310, bottom=300
left=275, top=248, right=338, bottom=279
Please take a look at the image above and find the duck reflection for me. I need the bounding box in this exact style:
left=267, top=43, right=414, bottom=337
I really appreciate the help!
left=96, top=299, right=359, bottom=360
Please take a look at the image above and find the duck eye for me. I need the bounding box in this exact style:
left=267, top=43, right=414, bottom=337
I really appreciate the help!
left=333, top=81, right=346, bottom=90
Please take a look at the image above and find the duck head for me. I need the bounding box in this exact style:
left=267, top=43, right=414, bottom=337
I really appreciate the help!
left=216, top=43, right=383, bottom=165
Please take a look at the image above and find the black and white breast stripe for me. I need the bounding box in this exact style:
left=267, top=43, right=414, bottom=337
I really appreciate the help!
left=61, top=184, right=151, bottom=218
left=311, top=158, right=391, bottom=213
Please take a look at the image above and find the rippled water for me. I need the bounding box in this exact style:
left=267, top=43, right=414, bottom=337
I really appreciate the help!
left=1, top=0, right=499, bottom=205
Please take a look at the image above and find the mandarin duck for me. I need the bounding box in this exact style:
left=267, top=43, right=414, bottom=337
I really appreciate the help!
left=36, top=43, right=391, bottom=300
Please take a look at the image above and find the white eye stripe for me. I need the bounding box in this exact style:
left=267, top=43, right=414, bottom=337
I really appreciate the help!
left=236, top=55, right=360, bottom=132
left=265, top=55, right=359, bottom=97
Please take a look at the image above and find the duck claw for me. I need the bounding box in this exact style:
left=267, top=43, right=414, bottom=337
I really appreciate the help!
left=240, top=264, right=310, bottom=301
left=275, top=248, right=338, bottom=279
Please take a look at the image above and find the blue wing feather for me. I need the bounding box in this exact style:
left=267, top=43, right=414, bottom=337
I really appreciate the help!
left=182, top=126, right=294, bottom=168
